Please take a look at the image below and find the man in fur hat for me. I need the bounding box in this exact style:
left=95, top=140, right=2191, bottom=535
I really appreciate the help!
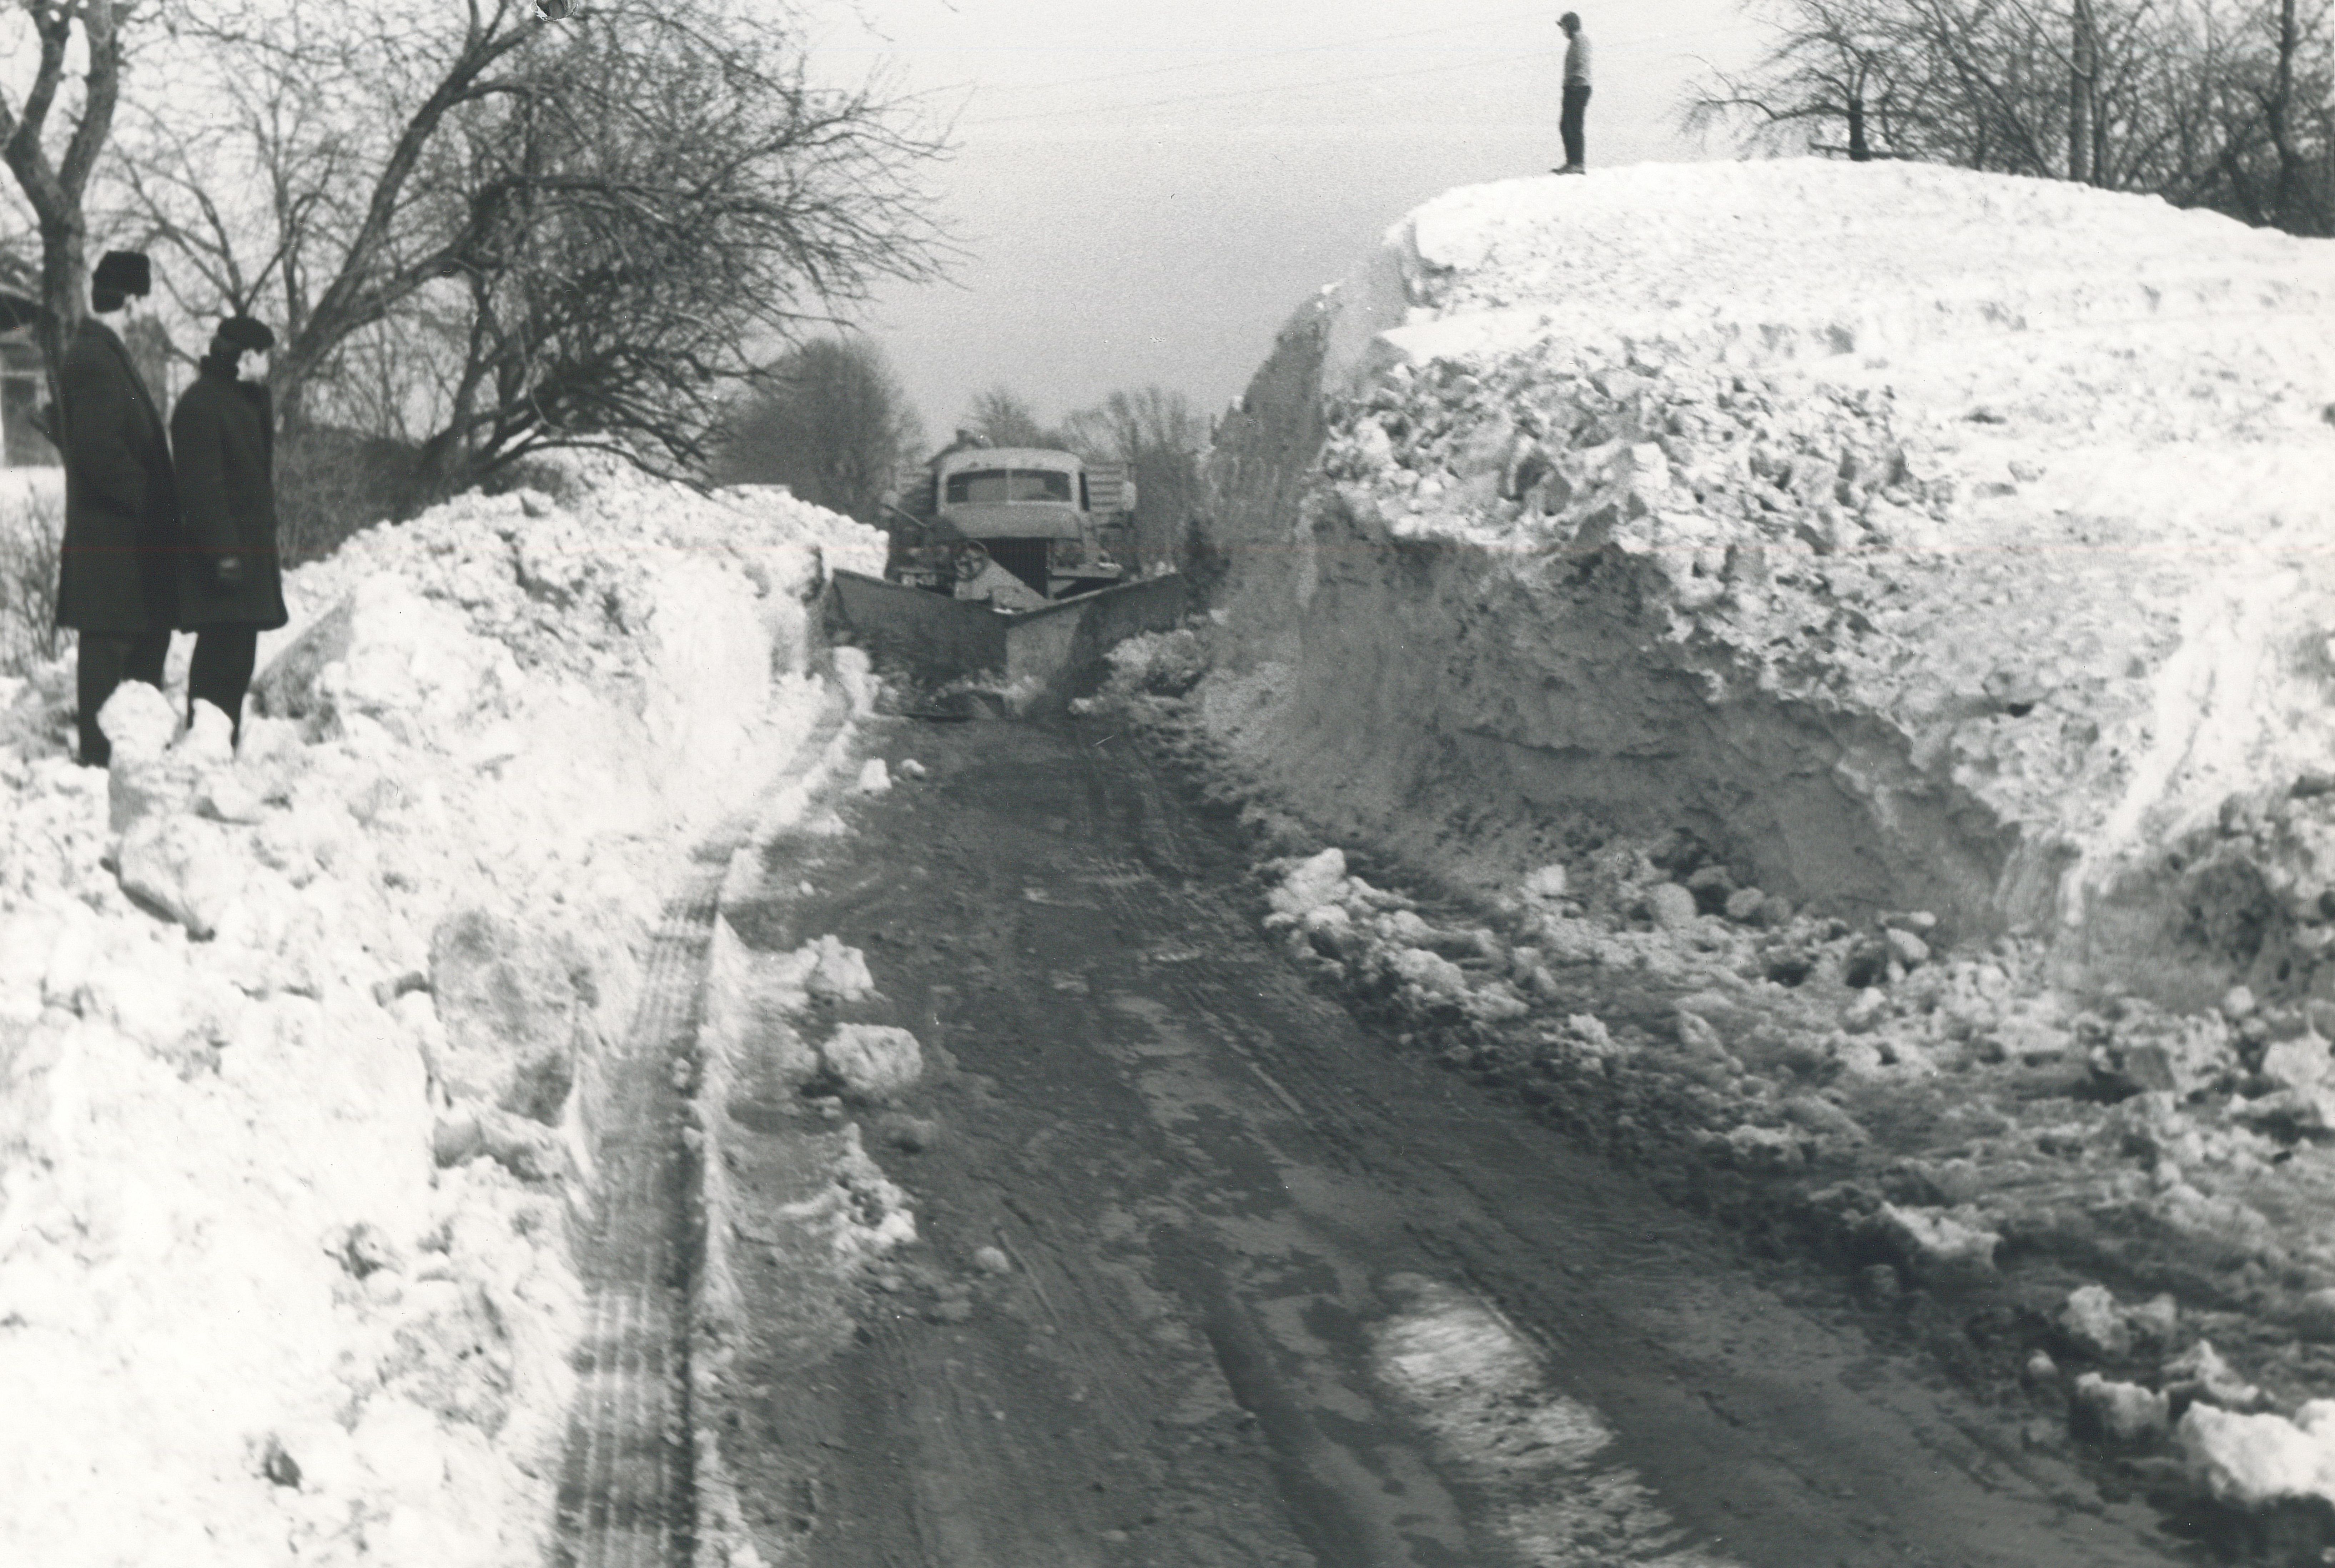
left=171, top=314, right=287, bottom=743
left=56, top=249, right=179, bottom=766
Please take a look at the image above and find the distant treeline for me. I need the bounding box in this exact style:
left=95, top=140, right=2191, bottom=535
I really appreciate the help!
left=1691, top=0, right=2334, bottom=236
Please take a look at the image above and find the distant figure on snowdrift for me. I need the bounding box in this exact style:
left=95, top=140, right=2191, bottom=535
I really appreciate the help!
left=1554, top=12, right=1592, bottom=176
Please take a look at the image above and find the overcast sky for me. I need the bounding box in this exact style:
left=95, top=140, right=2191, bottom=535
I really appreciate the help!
left=797, top=1, right=1767, bottom=444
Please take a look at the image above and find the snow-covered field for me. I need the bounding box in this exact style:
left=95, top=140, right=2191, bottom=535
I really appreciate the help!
left=0, top=456, right=883, bottom=1565
left=1161, top=161, right=2335, bottom=1518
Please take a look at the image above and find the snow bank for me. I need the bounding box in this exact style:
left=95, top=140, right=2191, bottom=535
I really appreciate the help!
left=1203, top=160, right=2335, bottom=1007
left=1157, top=164, right=2335, bottom=1512
left=0, top=454, right=882, bottom=1565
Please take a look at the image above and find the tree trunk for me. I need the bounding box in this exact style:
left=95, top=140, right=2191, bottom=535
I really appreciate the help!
left=272, top=361, right=307, bottom=438
left=2270, top=0, right=2301, bottom=227
left=3, top=1, right=125, bottom=434
left=2083, top=0, right=2101, bottom=185
left=32, top=215, right=84, bottom=436
left=1848, top=95, right=1871, bottom=160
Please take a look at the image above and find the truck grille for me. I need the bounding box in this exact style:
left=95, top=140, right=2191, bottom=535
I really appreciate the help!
left=985, top=538, right=1052, bottom=597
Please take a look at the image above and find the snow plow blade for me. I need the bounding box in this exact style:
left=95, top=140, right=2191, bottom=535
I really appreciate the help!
left=826, top=570, right=1188, bottom=706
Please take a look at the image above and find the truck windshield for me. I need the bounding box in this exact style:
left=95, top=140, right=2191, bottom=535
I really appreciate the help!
left=945, top=468, right=1074, bottom=504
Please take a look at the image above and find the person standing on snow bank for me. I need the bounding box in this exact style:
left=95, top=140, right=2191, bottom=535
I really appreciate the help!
left=56, top=249, right=180, bottom=768
left=1553, top=12, right=1592, bottom=175
left=171, top=315, right=287, bottom=747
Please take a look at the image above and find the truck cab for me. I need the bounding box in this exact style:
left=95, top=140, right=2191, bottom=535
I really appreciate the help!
left=889, top=446, right=1134, bottom=605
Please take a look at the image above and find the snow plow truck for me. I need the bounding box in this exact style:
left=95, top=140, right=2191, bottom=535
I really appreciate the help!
left=825, top=442, right=1187, bottom=705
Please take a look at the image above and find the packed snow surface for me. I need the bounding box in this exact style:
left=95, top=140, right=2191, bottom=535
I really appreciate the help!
left=1207, top=159, right=2335, bottom=1006
left=0, top=455, right=882, bottom=1565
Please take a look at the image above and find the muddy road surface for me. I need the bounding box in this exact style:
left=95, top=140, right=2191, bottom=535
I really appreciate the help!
left=712, top=718, right=2195, bottom=1568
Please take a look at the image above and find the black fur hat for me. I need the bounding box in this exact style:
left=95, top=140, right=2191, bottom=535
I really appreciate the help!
left=91, top=250, right=151, bottom=297
left=216, top=315, right=275, bottom=352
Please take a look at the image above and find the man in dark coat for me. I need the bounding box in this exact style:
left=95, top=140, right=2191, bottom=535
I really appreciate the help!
left=56, top=249, right=178, bottom=767
left=171, top=315, right=287, bottom=745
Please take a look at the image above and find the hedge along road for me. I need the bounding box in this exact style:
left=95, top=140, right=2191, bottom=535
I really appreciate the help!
left=709, top=717, right=2187, bottom=1568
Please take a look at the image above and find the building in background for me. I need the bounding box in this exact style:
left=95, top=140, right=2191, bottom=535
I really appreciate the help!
left=0, top=324, right=53, bottom=468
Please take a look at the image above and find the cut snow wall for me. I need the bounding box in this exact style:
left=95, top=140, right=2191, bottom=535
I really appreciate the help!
left=1208, top=294, right=1338, bottom=670
left=0, top=454, right=883, bottom=1568
left=1203, top=161, right=2335, bottom=1004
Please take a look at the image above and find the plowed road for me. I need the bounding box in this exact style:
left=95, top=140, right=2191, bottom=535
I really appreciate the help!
left=711, top=719, right=2189, bottom=1568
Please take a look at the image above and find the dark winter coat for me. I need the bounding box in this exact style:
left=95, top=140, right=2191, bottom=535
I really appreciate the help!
left=170, top=357, right=287, bottom=630
left=55, top=317, right=178, bottom=634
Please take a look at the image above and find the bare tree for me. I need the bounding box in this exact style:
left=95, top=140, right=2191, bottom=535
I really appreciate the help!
left=1062, top=386, right=1207, bottom=573
left=2251, top=0, right=2335, bottom=229
left=114, top=0, right=951, bottom=505
left=1692, top=0, right=2333, bottom=233
left=0, top=0, right=135, bottom=409
left=960, top=385, right=1068, bottom=449
left=716, top=336, right=922, bottom=525
left=1685, top=0, right=1915, bottom=159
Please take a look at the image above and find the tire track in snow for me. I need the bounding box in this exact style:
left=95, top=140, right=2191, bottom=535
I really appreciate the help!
left=552, top=686, right=858, bottom=1568
left=552, top=866, right=724, bottom=1568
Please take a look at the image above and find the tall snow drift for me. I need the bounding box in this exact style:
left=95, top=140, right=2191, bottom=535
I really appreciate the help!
left=1203, top=160, right=2335, bottom=1006
left=0, top=455, right=882, bottom=1566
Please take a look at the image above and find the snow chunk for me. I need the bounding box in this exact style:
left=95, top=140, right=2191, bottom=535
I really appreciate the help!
left=1521, top=864, right=1568, bottom=901
left=856, top=758, right=892, bottom=795
left=1873, top=1202, right=1999, bottom=1290
left=1269, top=847, right=1349, bottom=918
left=832, top=645, right=879, bottom=716
left=195, top=770, right=266, bottom=825
left=2164, top=1340, right=2264, bottom=1413
left=1646, top=884, right=1697, bottom=932
left=427, top=909, right=590, bottom=1125
left=2075, top=1373, right=2170, bottom=1443
left=775, top=935, right=875, bottom=1002
left=1301, top=901, right=1357, bottom=956
left=181, top=700, right=236, bottom=765
left=116, top=814, right=246, bottom=940
left=820, top=1024, right=923, bottom=1101
left=1390, top=946, right=1471, bottom=1003
left=2060, top=1283, right=2132, bottom=1358
left=2260, top=1032, right=2332, bottom=1093
left=2179, top=1402, right=2335, bottom=1508
left=97, top=679, right=177, bottom=765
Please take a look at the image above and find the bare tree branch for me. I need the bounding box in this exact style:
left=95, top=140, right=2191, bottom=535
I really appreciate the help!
left=110, top=0, right=957, bottom=509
